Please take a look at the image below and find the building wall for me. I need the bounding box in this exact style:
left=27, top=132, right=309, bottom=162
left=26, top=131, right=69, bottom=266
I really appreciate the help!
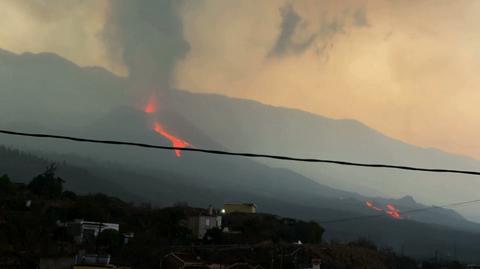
left=67, top=220, right=119, bottom=244
left=188, top=215, right=222, bottom=239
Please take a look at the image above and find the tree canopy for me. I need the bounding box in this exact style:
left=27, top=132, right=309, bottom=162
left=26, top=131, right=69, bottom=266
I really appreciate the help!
left=28, top=164, right=65, bottom=198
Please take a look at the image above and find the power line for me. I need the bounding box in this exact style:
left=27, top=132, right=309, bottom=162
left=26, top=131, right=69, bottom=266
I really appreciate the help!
left=318, top=199, right=480, bottom=224
left=2, top=128, right=480, bottom=225
left=1, top=128, right=480, bottom=176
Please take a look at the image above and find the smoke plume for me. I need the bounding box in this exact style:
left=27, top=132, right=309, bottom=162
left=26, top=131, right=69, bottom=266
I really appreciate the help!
left=102, top=0, right=190, bottom=91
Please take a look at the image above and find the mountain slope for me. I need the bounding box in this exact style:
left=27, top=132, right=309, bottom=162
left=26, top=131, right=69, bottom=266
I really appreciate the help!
left=2, top=49, right=479, bottom=218
left=165, top=89, right=480, bottom=220
left=0, top=48, right=128, bottom=129
left=2, top=145, right=480, bottom=262
left=1, top=49, right=480, bottom=235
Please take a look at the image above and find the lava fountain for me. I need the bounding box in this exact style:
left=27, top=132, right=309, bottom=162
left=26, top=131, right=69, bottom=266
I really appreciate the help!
left=144, top=95, right=157, bottom=114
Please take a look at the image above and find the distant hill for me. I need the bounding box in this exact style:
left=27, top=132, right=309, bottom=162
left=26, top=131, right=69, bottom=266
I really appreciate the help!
left=0, top=48, right=128, bottom=129
left=165, top=89, right=480, bottom=220
left=3, top=145, right=480, bottom=261
left=2, top=48, right=480, bottom=221
left=2, top=49, right=480, bottom=259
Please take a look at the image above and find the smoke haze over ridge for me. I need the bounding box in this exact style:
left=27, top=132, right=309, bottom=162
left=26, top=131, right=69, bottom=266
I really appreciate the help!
left=1, top=0, right=480, bottom=160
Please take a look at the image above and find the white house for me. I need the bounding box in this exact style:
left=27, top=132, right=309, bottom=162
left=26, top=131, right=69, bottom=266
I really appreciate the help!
left=187, top=215, right=222, bottom=239
left=66, top=219, right=119, bottom=244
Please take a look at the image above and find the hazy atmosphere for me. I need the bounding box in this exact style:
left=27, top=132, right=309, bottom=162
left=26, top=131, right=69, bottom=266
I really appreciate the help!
left=2, top=0, right=480, bottom=159
left=2, top=1, right=480, bottom=267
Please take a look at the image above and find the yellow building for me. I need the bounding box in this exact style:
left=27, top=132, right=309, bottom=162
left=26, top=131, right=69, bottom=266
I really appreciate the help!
left=224, top=203, right=256, bottom=214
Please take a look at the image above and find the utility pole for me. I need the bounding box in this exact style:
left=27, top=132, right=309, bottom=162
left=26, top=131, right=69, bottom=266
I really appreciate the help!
left=95, top=222, right=104, bottom=257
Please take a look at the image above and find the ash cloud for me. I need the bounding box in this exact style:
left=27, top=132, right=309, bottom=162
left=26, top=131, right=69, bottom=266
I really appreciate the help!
left=102, top=0, right=190, bottom=90
left=268, top=4, right=368, bottom=58
left=268, top=5, right=317, bottom=57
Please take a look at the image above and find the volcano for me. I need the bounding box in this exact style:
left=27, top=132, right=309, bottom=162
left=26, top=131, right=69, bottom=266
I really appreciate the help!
left=4, top=50, right=480, bottom=260
left=142, top=94, right=192, bottom=157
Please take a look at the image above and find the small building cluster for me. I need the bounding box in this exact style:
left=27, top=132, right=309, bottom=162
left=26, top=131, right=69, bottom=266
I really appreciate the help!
left=65, top=219, right=120, bottom=244
left=54, top=220, right=132, bottom=269
left=186, top=203, right=256, bottom=240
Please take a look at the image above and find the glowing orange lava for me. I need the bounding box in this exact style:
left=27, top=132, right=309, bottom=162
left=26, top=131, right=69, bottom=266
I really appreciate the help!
left=366, top=201, right=383, bottom=211
left=386, top=204, right=402, bottom=219
left=144, top=96, right=157, bottom=113
left=365, top=201, right=402, bottom=219
left=143, top=94, right=191, bottom=157
left=154, top=122, right=190, bottom=157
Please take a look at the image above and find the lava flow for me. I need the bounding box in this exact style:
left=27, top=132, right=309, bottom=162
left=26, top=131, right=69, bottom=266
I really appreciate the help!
left=153, top=122, right=190, bottom=157
left=365, top=200, right=403, bottom=219
left=143, top=94, right=192, bottom=157
left=385, top=204, right=402, bottom=219
left=366, top=200, right=383, bottom=211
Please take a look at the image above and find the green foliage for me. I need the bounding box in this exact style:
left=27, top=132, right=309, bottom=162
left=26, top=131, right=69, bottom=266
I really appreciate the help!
left=98, top=229, right=123, bottom=253
left=0, top=174, right=15, bottom=195
left=222, top=213, right=324, bottom=244
left=28, top=164, right=65, bottom=198
left=348, top=237, right=378, bottom=251
left=62, top=190, right=77, bottom=200
left=0, top=172, right=439, bottom=269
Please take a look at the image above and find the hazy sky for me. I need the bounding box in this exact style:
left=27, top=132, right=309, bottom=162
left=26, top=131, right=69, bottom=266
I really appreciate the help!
left=1, top=0, right=480, bottom=159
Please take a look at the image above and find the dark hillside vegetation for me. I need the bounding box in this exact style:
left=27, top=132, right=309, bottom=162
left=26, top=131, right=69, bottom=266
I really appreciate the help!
left=2, top=145, right=480, bottom=263
left=0, top=169, right=467, bottom=268
left=0, top=167, right=324, bottom=268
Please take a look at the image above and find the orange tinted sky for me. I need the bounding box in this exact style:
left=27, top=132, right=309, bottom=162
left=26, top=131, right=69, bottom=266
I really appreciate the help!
left=1, top=0, right=480, bottom=159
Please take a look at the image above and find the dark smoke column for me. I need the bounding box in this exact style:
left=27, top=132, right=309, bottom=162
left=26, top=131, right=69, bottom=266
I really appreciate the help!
left=102, top=0, right=190, bottom=94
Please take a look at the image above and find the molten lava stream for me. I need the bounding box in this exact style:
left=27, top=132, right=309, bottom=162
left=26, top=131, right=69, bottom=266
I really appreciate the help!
left=153, top=122, right=190, bottom=157
left=365, top=200, right=402, bottom=219
left=386, top=204, right=402, bottom=219
left=366, top=201, right=383, bottom=212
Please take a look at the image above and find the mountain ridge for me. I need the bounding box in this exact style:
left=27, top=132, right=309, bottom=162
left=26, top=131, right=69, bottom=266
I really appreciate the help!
left=1, top=49, right=480, bottom=222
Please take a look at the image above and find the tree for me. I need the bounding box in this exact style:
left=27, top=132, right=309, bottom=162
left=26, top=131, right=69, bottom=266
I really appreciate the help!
left=28, top=164, right=65, bottom=198
left=0, top=174, right=15, bottom=195
left=97, top=229, right=123, bottom=253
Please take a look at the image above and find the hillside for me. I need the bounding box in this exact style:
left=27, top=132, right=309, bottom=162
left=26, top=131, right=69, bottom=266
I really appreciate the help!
left=0, top=173, right=426, bottom=269
left=165, top=89, right=480, bottom=220
left=2, top=146, right=480, bottom=261
left=1, top=49, right=480, bottom=221
left=2, top=49, right=480, bottom=259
